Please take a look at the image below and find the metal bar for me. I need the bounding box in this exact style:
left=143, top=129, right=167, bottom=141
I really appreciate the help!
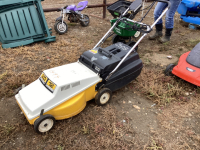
left=43, top=3, right=112, bottom=12
left=187, top=12, right=200, bottom=17
left=105, top=8, right=169, bottom=80
left=126, top=18, right=148, bottom=26
left=93, top=8, right=130, bottom=49
left=103, top=0, right=106, bottom=19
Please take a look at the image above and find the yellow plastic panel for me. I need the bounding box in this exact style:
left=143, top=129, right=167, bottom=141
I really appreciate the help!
left=46, top=92, right=86, bottom=120
left=85, top=84, right=98, bottom=101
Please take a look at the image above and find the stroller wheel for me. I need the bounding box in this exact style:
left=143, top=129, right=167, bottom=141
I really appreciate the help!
left=54, top=21, right=68, bottom=34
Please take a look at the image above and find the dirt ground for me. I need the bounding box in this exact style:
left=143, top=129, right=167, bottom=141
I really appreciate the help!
left=1, top=0, right=200, bottom=149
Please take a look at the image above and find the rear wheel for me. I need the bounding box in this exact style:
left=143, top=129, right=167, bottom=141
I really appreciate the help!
left=127, top=41, right=138, bottom=51
left=95, top=88, right=112, bottom=106
left=165, top=64, right=175, bottom=76
left=34, top=114, right=55, bottom=133
left=80, top=15, right=90, bottom=27
left=54, top=21, right=68, bottom=34
left=112, top=35, right=130, bottom=44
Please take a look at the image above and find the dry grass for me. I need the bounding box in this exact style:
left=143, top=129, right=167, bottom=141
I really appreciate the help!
left=0, top=105, right=141, bottom=150
left=131, top=68, right=188, bottom=105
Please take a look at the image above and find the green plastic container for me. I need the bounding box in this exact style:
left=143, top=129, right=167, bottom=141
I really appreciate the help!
left=0, top=0, right=56, bottom=48
left=110, top=19, right=139, bottom=37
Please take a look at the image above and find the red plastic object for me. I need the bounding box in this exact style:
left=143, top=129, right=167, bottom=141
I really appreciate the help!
left=172, top=51, right=200, bottom=86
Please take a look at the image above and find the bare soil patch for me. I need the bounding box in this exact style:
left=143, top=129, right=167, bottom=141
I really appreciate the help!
left=143, top=53, right=178, bottom=66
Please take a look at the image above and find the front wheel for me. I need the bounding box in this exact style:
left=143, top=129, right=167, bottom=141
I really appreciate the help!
left=54, top=21, right=68, bottom=34
left=165, top=64, right=175, bottom=76
left=80, top=15, right=90, bottom=27
left=95, top=88, right=112, bottom=106
left=34, top=114, right=55, bottom=133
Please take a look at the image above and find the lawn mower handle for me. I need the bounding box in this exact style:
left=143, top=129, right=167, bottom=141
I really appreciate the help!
left=105, top=0, right=171, bottom=81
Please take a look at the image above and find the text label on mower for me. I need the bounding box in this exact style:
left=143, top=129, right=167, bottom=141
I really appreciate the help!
left=186, top=67, right=196, bottom=72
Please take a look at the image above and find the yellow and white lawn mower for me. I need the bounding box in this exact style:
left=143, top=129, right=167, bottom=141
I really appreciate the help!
left=15, top=0, right=170, bottom=133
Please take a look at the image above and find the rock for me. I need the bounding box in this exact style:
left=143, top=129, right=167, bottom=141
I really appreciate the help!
left=167, top=56, right=172, bottom=59
left=22, top=84, right=26, bottom=89
left=133, top=105, right=140, bottom=110
left=185, top=92, right=189, bottom=96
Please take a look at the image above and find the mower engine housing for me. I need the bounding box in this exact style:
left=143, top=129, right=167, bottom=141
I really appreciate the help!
left=79, top=42, right=143, bottom=91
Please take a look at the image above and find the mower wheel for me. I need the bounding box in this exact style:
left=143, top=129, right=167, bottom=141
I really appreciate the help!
left=165, top=64, right=175, bottom=76
left=80, top=15, right=90, bottom=27
left=54, top=21, right=68, bottom=34
left=112, top=35, right=129, bottom=44
left=34, top=114, right=55, bottom=133
left=95, top=88, right=112, bottom=106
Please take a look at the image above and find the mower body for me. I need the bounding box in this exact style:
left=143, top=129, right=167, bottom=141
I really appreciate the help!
left=15, top=62, right=101, bottom=124
left=172, top=43, right=200, bottom=86
left=15, top=42, right=143, bottom=125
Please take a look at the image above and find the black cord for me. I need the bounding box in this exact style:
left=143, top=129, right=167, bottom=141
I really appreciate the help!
left=138, top=2, right=155, bottom=12
left=139, top=1, right=156, bottom=22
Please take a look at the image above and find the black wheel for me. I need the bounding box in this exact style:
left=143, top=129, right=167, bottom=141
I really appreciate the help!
left=126, top=41, right=138, bottom=51
left=80, top=15, right=90, bottom=27
left=34, top=114, right=55, bottom=133
left=95, top=88, right=112, bottom=106
left=165, top=64, right=175, bottom=76
left=112, top=35, right=129, bottom=44
left=54, top=21, right=68, bottom=34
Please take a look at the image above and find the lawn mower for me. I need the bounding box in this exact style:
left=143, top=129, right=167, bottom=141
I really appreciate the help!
left=15, top=0, right=170, bottom=133
left=54, top=1, right=89, bottom=34
left=165, top=42, right=200, bottom=86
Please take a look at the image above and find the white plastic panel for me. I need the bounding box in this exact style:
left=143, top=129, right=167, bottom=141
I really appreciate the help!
left=15, top=62, right=101, bottom=120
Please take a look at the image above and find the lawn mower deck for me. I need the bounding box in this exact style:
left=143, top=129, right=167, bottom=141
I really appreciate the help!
left=165, top=42, right=200, bottom=86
